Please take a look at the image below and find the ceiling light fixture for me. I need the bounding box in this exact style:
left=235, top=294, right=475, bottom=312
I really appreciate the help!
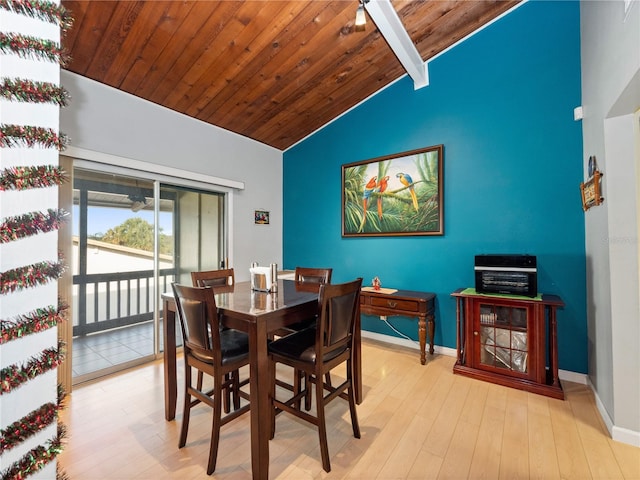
left=128, top=193, right=147, bottom=213
left=355, top=0, right=367, bottom=32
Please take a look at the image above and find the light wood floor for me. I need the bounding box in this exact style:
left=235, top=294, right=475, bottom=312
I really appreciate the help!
left=59, top=339, right=639, bottom=479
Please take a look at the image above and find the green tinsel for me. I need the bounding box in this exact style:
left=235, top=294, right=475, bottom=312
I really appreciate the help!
left=1, top=401, right=59, bottom=452
left=0, top=165, right=66, bottom=191
left=0, top=259, right=66, bottom=295
left=0, top=425, right=66, bottom=480
left=0, top=124, right=68, bottom=150
left=1, top=78, right=70, bottom=106
left=0, top=0, right=73, bottom=32
left=1, top=302, right=67, bottom=344
left=0, top=345, right=64, bottom=395
left=0, top=209, right=69, bottom=244
left=0, top=32, right=68, bottom=65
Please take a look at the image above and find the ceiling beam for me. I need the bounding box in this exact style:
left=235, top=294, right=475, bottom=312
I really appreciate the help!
left=364, top=0, right=429, bottom=89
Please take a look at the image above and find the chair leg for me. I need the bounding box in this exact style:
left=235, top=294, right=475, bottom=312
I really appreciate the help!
left=206, top=374, right=224, bottom=475
left=232, top=370, right=241, bottom=410
left=223, top=372, right=231, bottom=413
left=315, top=372, right=331, bottom=473
left=304, top=373, right=312, bottom=411
left=179, top=366, right=192, bottom=448
left=270, top=359, right=276, bottom=439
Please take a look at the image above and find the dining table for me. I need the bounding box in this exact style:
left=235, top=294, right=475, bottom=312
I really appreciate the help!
left=162, top=278, right=362, bottom=480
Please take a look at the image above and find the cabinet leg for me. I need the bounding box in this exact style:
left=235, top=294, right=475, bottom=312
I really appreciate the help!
left=418, top=316, right=427, bottom=365
left=427, top=313, right=435, bottom=355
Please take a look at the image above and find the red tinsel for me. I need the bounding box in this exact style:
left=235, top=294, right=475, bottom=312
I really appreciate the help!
left=0, top=78, right=70, bottom=106
left=0, top=401, right=58, bottom=451
left=0, top=346, right=63, bottom=395
left=0, top=165, right=66, bottom=191
left=0, top=0, right=73, bottom=32
left=0, top=209, right=68, bottom=243
left=0, top=32, right=68, bottom=65
left=0, top=124, right=68, bottom=150
left=0, top=259, right=65, bottom=295
left=1, top=302, right=67, bottom=344
left=0, top=426, right=66, bottom=480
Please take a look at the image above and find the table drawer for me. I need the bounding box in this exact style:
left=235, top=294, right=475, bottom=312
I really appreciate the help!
left=369, top=296, right=420, bottom=313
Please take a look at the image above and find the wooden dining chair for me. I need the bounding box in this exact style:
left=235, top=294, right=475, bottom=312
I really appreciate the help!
left=191, top=268, right=235, bottom=290
left=273, top=266, right=332, bottom=336
left=171, top=283, right=250, bottom=475
left=268, top=278, right=362, bottom=473
left=271, top=267, right=333, bottom=406
left=190, top=268, right=237, bottom=412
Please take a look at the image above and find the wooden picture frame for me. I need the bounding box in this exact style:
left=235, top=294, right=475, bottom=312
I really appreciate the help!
left=580, top=169, right=604, bottom=211
left=342, top=145, right=444, bottom=237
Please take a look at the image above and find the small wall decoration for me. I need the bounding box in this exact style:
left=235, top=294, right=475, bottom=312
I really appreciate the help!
left=580, top=155, right=604, bottom=211
left=254, top=210, right=269, bottom=225
left=342, top=144, right=444, bottom=237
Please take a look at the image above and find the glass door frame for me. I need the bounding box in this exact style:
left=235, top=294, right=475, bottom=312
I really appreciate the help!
left=65, top=157, right=235, bottom=384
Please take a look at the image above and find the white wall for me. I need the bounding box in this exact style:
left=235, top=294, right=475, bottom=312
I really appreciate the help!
left=60, top=71, right=283, bottom=280
left=0, top=7, right=61, bottom=478
left=580, top=0, right=640, bottom=444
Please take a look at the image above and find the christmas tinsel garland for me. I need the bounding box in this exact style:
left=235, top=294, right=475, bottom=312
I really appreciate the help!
left=0, top=0, right=73, bottom=32
left=1, top=302, right=67, bottom=344
left=0, top=259, right=65, bottom=295
left=0, top=209, right=68, bottom=243
left=1, top=2, right=73, bottom=478
left=1, top=78, right=70, bottom=106
left=1, top=401, right=58, bottom=452
left=0, top=425, right=66, bottom=480
left=0, top=345, right=64, bottom=395
left=0, top=124, right=68, bottom=150
left=0, top=165, right=66, bottom=191
left=0, top=32, right=67, bottom=65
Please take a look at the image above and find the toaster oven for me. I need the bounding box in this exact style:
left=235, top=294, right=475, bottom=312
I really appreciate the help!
left=474, top=254, right=537, bottom=297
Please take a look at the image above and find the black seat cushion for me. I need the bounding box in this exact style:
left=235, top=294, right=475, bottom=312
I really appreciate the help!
left=220, top=329, right=250, bottom=365
left=192, top=328, right=249, bottom=365
left=268, top=327, right=345, bottom=364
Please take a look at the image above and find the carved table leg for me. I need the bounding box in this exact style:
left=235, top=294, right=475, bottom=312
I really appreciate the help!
left=418, top=315, right=427, bottom=365
left=427, top=312, right=435, bottom=355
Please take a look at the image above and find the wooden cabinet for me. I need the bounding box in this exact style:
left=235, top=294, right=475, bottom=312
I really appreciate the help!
left=451, top=289, right=564, bottom=399
left=360, top=288, right=436, bottom=365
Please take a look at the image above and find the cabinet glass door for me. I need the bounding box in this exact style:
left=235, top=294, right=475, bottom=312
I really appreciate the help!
left=478, top=303, right=528, bottom=373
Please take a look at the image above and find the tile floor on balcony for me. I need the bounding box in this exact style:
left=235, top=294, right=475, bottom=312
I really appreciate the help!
left=71, top=320, right=181, bottom=379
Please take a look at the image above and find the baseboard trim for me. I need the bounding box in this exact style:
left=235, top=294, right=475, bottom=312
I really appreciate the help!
left=589, top=377, right=640, bottom=447
left=361, top=330, right=457, bottom=357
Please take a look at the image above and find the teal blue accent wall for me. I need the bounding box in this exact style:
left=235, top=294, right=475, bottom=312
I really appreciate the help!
left=283, top=1, right=586, bottom=373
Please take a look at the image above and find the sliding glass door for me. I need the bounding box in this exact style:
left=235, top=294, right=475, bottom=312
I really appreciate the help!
left=71, top=166, right=226, bottom=383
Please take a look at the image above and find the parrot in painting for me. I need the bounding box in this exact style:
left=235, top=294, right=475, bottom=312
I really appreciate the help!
left=376, top=175, right=389, bottom=219
left=359, top=175, right=377, bottom=231
left=396, top=172, right=419, bottom=211
left=362, top=176, right=377, bottom=217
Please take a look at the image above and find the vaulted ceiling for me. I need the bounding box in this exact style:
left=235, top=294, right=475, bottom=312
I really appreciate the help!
left=61, top=1, right=520, bottom=151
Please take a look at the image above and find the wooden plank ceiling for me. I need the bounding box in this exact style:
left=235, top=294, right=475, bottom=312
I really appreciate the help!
left=61, top=1, right=520, bottom=151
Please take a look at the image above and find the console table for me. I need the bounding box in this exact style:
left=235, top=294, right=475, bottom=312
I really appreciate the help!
left=360, top=288, right=436, bottom=365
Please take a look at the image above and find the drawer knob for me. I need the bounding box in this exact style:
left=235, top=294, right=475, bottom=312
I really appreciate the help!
left=388, top=301, right=397, bottom=308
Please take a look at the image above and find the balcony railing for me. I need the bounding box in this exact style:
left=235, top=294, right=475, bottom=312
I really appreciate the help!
left=73, top=268, right=176, bottom=337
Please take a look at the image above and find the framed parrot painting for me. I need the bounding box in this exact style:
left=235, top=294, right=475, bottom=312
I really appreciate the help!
left=342, top=144, right=444, bottom=237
